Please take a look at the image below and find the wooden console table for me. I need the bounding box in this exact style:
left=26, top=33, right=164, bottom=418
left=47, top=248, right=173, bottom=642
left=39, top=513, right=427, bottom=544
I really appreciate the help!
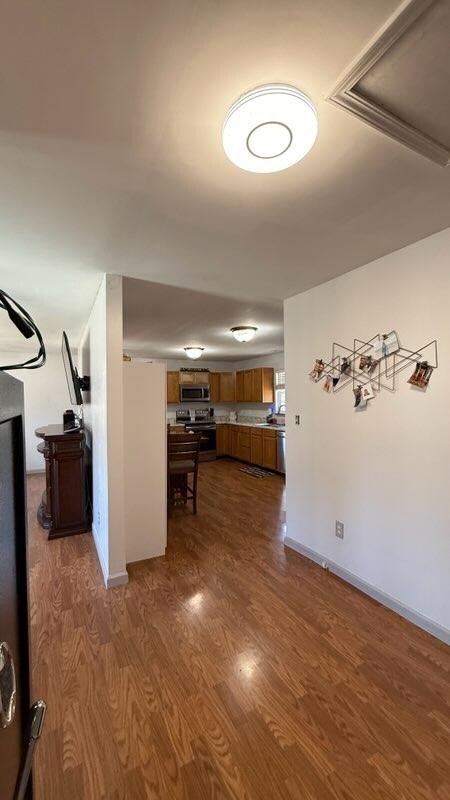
left=35, top=424, right=91, bottom=539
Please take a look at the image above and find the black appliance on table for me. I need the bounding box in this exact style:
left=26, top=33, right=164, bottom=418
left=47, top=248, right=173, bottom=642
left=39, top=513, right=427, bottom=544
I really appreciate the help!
left=175, top=409, right=216, bottom=461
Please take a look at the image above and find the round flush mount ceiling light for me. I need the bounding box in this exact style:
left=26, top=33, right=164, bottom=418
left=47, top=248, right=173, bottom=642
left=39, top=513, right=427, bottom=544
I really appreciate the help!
left=184, top=346, right=204, bottom=360
left=231, top=326, right=258, bottom=343
left=223, top=84, right=317, bottom=173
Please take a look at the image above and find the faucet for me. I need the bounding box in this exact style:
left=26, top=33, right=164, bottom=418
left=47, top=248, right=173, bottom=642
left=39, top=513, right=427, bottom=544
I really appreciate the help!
left=277, top=403, right=286, bottom=414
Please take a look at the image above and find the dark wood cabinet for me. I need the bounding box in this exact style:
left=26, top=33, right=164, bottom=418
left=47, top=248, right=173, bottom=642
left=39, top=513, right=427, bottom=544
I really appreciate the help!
left=35, top=425, right=91, bottom=539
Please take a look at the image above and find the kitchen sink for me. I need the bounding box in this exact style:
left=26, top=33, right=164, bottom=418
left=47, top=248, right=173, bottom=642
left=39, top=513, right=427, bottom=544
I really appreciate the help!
left=254, top=423, right=285, bottom=429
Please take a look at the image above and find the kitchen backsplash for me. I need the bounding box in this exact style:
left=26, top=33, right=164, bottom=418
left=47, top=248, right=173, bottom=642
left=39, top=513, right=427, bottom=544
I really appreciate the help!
left=167, top=404, right=273, bottom=424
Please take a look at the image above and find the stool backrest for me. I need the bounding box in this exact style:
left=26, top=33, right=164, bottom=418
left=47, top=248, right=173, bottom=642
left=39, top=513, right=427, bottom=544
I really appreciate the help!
left=167, top=432, right=202, bottom=463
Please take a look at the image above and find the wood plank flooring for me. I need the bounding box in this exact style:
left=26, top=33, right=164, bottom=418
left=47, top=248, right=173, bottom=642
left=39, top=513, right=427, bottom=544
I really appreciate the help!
left=27, top=460, right=450, bottom=799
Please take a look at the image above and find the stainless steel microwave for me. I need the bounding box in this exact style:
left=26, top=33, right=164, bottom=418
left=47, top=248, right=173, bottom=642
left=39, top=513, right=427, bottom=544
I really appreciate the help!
left=180, top=384, right=210, bottom=402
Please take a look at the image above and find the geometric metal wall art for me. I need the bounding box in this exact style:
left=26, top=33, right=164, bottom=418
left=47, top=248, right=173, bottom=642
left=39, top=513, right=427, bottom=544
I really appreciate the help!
left=309, top=331, right=438, bottom=410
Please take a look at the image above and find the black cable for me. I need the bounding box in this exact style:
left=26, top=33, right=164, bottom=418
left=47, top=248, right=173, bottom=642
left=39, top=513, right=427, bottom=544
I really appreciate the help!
left=0, top=289, right=46, bottom=370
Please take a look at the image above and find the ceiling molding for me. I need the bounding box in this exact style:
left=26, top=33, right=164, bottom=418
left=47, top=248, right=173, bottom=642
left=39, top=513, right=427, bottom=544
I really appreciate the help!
left=326, top=0, right=450, bottom=167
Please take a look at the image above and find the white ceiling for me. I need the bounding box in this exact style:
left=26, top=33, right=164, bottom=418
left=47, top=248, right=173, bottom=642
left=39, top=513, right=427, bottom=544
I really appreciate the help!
left=0, top=0, right=449, bottom=351
left=123, top=278, right=283, bottom=361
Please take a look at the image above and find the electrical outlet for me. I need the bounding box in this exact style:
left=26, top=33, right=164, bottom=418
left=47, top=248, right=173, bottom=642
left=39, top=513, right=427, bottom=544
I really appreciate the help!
left=335, top=520, right=344, bottom=539
left=96, top=511, right=100, bottom=526
left=295, top=415, right=300, bottom=425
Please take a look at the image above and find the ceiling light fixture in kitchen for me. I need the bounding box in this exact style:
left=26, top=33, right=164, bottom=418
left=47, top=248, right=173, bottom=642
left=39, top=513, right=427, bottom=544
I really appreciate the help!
left=223, top=84, right=317, bottom=173
left=231, top=326, right=258, bottom=343
left=184, top=346, right=204, bottom=360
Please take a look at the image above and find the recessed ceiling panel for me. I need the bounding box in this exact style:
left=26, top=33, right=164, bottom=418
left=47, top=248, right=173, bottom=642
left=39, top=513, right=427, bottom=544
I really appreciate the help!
left=327, top=0, right=450, bottom=165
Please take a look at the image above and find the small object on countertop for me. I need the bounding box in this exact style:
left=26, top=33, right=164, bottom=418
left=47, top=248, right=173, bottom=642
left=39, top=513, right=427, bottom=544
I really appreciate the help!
left=63, top=409, right=76, bottom=431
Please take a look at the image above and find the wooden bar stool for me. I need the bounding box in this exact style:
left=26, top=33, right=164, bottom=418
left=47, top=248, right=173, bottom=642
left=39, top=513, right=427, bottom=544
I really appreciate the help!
left=167, top=432, right=201, bottom=514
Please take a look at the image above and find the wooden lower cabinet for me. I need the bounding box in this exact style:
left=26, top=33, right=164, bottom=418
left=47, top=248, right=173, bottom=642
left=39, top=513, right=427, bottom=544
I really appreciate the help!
left=231, top=426, right=239, bottom=458
left=216, top=424, right=231, bottom=456
left=250, top=430, right=263, bottom=465
left=217, top=424, right=280, bottom=472
left=262, top=430, right=278, bottom=470
left=237, top=427, right=250, bottom=461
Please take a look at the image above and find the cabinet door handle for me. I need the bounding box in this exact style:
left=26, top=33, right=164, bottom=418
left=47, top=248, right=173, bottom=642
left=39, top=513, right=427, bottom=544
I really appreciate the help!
left=0, top=641, right=16, bottom=728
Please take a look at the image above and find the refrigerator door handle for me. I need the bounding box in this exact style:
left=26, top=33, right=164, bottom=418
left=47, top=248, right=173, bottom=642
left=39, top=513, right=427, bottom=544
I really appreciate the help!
left=14, top=700, right=47, bottom=800
left=0, top=641, right=16, bottom=729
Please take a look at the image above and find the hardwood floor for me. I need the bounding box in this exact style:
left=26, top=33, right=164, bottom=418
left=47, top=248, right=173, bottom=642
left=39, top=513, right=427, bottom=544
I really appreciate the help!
left=28, top=460, right=450, bottom=799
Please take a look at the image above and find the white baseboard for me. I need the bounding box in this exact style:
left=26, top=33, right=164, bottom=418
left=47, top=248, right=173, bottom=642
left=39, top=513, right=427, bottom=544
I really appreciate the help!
left=106, top=571, right=129, bottom=588
left=284, top=537, right=450, bottom=646
left=91, top=523, right=128, bottom=589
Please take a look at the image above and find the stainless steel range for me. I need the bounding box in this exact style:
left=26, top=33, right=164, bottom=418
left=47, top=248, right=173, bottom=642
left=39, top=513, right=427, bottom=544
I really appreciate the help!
left=175, top=408, right=216, bottom=460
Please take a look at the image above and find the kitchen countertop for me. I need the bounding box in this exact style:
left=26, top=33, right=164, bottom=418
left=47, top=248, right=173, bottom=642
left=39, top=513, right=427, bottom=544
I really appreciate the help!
left=216, top=421, right=285, bottom=432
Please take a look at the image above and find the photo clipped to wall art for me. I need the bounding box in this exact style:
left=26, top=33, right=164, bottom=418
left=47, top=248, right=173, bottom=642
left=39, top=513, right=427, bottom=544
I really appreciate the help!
left=309, top=358, right=325, bottom=381
left=353, top=382, right=374, bottom=409
left=408, top=360, right=434, bottom=388
left=323, top=374, right=333, bottom=393
left=353, top=384, right=366, bottom=409
left=371, top=330, right=400, bottom=360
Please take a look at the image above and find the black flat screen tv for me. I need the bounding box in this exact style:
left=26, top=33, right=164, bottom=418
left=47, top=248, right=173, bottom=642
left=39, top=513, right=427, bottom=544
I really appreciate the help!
left=62, top=331, right=83, bottom=406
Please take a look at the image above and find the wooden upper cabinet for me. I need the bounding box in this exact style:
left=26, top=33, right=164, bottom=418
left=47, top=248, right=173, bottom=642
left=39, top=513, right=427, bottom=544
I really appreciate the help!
left=179, top=371, right=209, bottom=384
left=244, top=370, right=252, bottom=402
left=251, top=368, right=262, bottom=403
left=208, top=372, right=235, bottom=403
left=176, top=367, right=273, bottom=403
left=179, top=371, right=195, bottom=384
left=167, top=371, right=179, bottom=403
left=234, top=368, right=274, bottom=403
left=261, top=368, right=275, bottom=403
left=236, top=371, right=245, bottom=402
left=219, top=372, right=235, bottom=402
left=209, top=372, right=220, bottom=402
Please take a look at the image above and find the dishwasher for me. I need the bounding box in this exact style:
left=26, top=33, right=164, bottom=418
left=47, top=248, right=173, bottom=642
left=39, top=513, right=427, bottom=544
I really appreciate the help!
left=276, top=430, right=286, bottom=474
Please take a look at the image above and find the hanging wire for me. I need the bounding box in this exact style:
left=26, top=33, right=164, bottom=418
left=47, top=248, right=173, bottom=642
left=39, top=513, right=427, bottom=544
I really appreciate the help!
left=0, top=288, right=46, bottom=370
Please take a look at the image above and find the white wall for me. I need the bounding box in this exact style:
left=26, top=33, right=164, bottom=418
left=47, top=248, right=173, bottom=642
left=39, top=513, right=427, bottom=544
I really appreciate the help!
left=234, top=352, right=284, bottom=372
left=123, top=361, right=167, bottom=563
left=79, top=274, right=127, bottom=588
left=284, top=229, right=450, bottom=640
left=0, top=349, right=69, bottom=471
